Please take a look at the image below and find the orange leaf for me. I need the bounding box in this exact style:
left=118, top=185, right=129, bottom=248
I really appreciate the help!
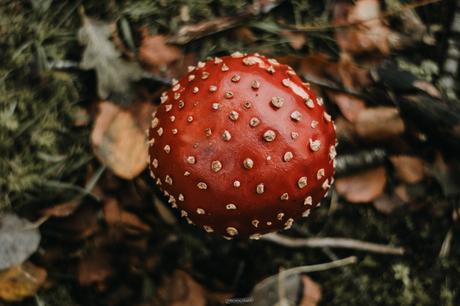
left=0, top=262, right=47, bottom=302
left=336, top=167, right=387, bottom=203
left=281, top=30, right=306, bottom=50
left=139, top=35, right=182, bottom=68
left=389, top=155, right=425, bottom=184
left=355, top=107, right=405, bottom=140
left=327, top=92, right=366, bottom=122
left=299, top=276, right=322, bottom=306
left=333, top=0, right=390, bottom=55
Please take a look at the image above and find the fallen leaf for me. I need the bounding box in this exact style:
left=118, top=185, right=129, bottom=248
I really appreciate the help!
left=336, top=167, right=387, bottom=203
left=299, top=276, right=322, bottom=306
left=168, top=1, right=283, bottom=44
left=413, top=80, right=441, bottom=98
left=78, top=252, right=113, bottom=287
left=0, top=262, right=47, bottom=302
left=50, top=203, right=100, bottom=241
left=337, top=54, right=372, bottom=90
left=139, top=35, right=182, bottom=68
left=232, top=27, right=257, bottom=43
left=0, top=214, right=41, bottom=270
left=389, top=155, right=425, bottom=184
left=281, top=30, right=306, bottom=50
left=334, top=115, right=358, bottom=143
left=154, top=196, right=178, bottom=225
left=373, top=193, right=405, bottom=214
left=41, top=199, right=81, bottom=218
left=298, top=53, right=340, bottom=83
left=156, top=270, right=206, bottom=306
left=427, top=152, right=460, bottom=196
left=333, top=0, right=390, bottom=55
left=355, top=107, right=405, bottom=140
left=91, top=101, right=154, bottom=179
left=327, top=92, right=366, bottom=122
left=394, top=184, right=410, bottom=203
left=78, top=13, right=143, bottom=105
left=103, top=198, right=151, bottom=233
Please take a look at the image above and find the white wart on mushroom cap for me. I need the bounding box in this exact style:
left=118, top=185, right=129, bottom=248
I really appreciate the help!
left=148, top=53, right=336, bottom=238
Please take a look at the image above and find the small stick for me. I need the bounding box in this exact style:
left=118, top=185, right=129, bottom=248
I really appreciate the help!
left=262, top=233, right=405, bottom=255
left=279, top=256, right=357, bottom=277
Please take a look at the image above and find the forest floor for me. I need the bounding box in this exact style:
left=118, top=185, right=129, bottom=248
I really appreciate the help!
left=1, top=0, right=460, bottom=305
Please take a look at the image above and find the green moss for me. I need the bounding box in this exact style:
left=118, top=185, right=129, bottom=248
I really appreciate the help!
left=0, top=2, right=90, bottom=210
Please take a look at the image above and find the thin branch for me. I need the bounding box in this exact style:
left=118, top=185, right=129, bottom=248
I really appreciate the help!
left=279, top=256, right=357, bottom=277
left=262, top=233, right=405, bottom=255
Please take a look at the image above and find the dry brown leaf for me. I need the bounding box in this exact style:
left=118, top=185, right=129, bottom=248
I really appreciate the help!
left=78, top=252, right=113, bottom=287
left=334, top=116, right=358, bottom=142
left=232, top=27, right=257, bottom=43
left=298, top=53, right=340, bottom=83
left=373, top=193, right=405, bottom=214
left=91, top=101, right=155, bottom=179
left=333, top=0, right=390, bottom=55
left=390, top=155, right=425, bottom=184
left=327, top=92, right=366, bottom=122
left=336, top=167, right=387, bottom=203
left=299, top=276, right=322, bottom=306
left=0, top=262, right=47, bottom=302
left=103, top=198, right=151, bottom=233
left=394, top=184, right=410, bottom=203
left=413, top=80, right=441, bottom=98
left=355, top=107, right=405, bottom=140
left=41, top=199, right=81, bottom=218
left=281, top=30, right=306, bottom=50
left=157, top=270, right=206, bottom=306
left=337, top=54, right=372, bottom=90
left=52, top=203, right=100, bottom=241
left=139, top=35, right=182, bottom=68
left=154, top=196, right=178, bottom=225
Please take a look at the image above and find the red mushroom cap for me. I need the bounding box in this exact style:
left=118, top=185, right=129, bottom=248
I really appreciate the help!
left=148, top=52, right=336, bottom=239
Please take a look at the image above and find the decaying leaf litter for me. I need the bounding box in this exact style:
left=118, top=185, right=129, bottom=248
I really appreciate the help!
left=1, top=0, right=460, bottom=305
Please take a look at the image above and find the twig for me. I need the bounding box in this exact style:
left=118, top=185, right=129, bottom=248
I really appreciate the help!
left=168, top=0, right=285, bottom=44
left=285, top=0, right=441, bottom=32
left=279, top=256, right=357, bottom=277
left=262, top=233, right=405, bottom=255
left=253, top=256, right=357, bottom=296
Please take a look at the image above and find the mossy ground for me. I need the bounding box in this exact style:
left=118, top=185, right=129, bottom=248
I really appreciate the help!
left=1, top=1, right=458, bottom=305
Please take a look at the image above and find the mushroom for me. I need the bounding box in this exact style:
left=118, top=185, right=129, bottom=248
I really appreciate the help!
left=148, top=53, right=336, bottom=239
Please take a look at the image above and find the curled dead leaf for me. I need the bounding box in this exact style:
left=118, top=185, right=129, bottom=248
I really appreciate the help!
left=156, top=270, right=206, bottom=306
left=0, top=262, right=47, bottom=302
left=389, top=155, right=425, bottom=184
left=333, top=0, right=390, bottom=55
left=355, top=107, right=405, bottom=140
left=280, top=30, right=306, bottom=50
left=91, top=101, right=155, bottom=179
left=373, top=193, right=405, bottom=215
left=103, top=198, right=151, bottom=233
left=327, top=92, right=366, bottom=122
left=299, top=276, right=322, bottom=306
left=336, top=166, right=387, bottom=203
left=78, top=252, right=113, bottom=287
left=41, top=199, right=81, bottom=218
left=139, top=35, right=182, bottom=68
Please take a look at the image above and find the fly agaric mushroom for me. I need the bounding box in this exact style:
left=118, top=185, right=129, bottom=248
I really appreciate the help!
left=148, top=52, right=336, bottom=239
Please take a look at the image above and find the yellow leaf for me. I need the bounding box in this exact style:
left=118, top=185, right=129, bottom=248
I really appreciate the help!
left=0, top=262, right=47, bottom=302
